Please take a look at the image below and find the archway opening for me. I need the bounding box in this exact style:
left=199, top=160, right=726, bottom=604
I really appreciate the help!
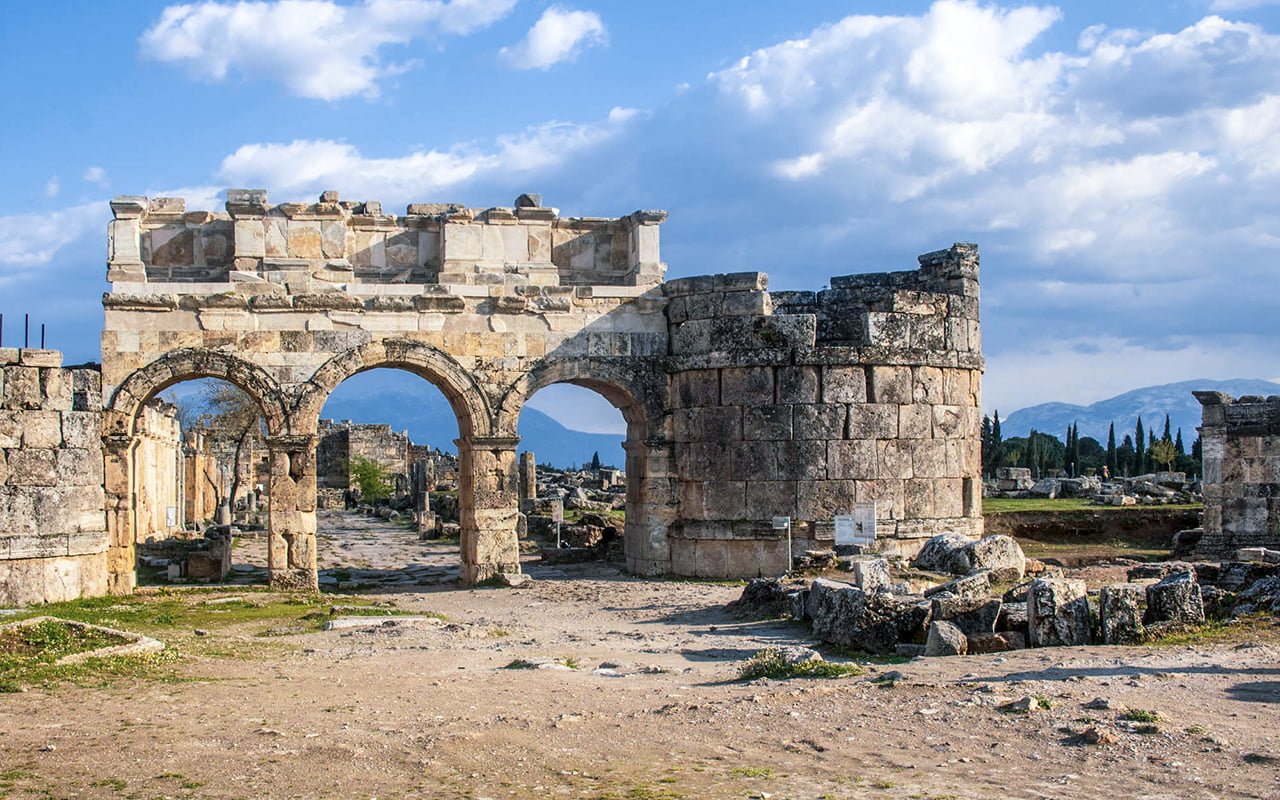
left=314, top=367, right=464, bottom=588
left=133, top=377, right=271, bottom=585
left=516, top=383, right=636, bottom=567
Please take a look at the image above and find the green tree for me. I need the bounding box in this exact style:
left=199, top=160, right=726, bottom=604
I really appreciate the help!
left=349, top=456, right=392, bottom=504
left=1162, top=414, right=1173, bottom=444
left=1174, top=427, right=1185, bottom=455
left=590, top=451, right=601, bottom=471
left=1149, top=438, right=1177, bottom=471
left=1106, top=422, right=1117, bottom=477
left=1118, top=434, right=1135, bottom=476
left=1135, top=417, right=1146, bottom=475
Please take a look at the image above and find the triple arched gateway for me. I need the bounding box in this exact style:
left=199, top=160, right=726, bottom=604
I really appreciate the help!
left=99, top=190, right=984, bottom=592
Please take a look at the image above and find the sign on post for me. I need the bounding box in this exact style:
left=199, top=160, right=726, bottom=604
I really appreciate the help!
left=835, top=503, right=877, bottom=547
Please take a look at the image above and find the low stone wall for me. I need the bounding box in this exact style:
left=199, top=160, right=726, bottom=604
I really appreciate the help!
left=0, top=349, right=108, bottom=606
left=1194, top=392, right=1280, bottom=558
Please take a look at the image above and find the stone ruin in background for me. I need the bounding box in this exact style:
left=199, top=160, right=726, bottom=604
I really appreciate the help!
left=0, top=188, right=985, bottom=603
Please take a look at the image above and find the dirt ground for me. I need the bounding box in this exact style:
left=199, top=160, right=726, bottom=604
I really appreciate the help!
left=2, top=511, right=1279, bottom=800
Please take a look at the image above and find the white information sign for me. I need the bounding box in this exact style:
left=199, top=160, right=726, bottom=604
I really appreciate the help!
left=771, top=516, right=791, bottom=530
left=835, top=504, right=877, bottom=546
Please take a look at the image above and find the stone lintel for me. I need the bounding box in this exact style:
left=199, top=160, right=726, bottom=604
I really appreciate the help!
left=109, top=196, right=147, bottom=220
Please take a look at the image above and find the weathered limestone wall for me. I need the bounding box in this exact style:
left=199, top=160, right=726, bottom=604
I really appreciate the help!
left=666, top=245, right=983, bottom=576
left=133, top=400, right=182, bottom=541
left=316, top=419, right=411, bottom=490
left=183, top=430, right=221, bottom=525
left=0, top=349, right=108, bottom=606
left=96, top=188, right=983, bottom=589
left=1194, top=392, right=1280, bottom=557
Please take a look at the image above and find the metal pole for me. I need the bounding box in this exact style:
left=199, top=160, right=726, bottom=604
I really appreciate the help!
left=40, top=324, right=45, bottom=349
left=0, top=313, right=4, bottom=347
left=786, top=520, right=792, bottom=573
left=23, top=314, right=29, bottom=348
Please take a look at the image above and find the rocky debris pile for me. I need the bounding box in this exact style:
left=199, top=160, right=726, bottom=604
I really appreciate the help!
left=984, top=468, right=1203, bottom=506
left=733, top=531, right=1280, bottom=659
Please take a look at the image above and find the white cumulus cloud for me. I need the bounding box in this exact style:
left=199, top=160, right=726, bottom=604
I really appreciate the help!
left=0, top=202, right=104, bottom=270
left=217, top=107, right=638, bottom=206
left=82, top=166, right=108, bottom=186
left=499, top=6, right=606, bottom=70
left=140, top=0, right=518, bottom=100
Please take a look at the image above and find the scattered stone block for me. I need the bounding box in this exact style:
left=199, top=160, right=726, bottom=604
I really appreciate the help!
left=924, top=620, right=967, bottom=657
left=1144, top=571, right=1205, bottom=626
left=930, top=594, right=1000, bottom=636
left=961, top=534, right=1026, bottom=581
left=924, top=570, right=991, bottom=599
left=1100, top=583, right=1146, bottom=644
left=1028, top=578, right=1092, bottom=647
left=912, top=532, right=975, bottom=574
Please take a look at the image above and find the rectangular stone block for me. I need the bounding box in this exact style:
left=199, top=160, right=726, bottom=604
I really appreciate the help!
left=20, top=411, right=61, bottom=448
left=674, top=406, right=741, bottom=443
left=744, top=481, right=797, bottom=520
left=903, top=478, right=935, bottom=517
left=0, top=412, right=20, bottom=448
left=822, top=366, right=867, bottom=404
left=876, top=439, right=914, bottom=480
left=848, top=404, right=898, bottom=439
left=1, top=367, right=40, bottom=410
left=796, top=479, right=857, bottom=520
left=6, top=449, right=56, bottom=486
left=19, top=350, right=62, bottom=368
left=732, top=441, right=780, bottom=481
left=702, top=480, right=747, bottom=519
left=827, top=439, right=876, bottom=480
left=898, top=404, right=932, bottom=439
left=869, top=365, right=912, bottom=405
left=776, top=366, right=818, bottom=404
left=776, top=439, right=827, bottom=480
left=720, top=367, right=774, bottom=406
left=911, top=367, right=944, bottom=404
left=743, top=405, right=792, bottom=441
left=912, top=439, right=948, bottom=478
left=793, top=404, right=846, bottom=440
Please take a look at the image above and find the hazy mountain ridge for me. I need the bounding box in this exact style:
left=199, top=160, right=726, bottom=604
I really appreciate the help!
left=1002, top=378, right=1280, bottom=443
left=321, top=387, right=626, bottom=469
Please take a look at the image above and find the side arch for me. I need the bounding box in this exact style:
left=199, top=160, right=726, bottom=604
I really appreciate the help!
left=493, top=356, right=669, bottom=440
left=292, top=339, right=491, bottom=438
left=104, top=348, right=288, bottom=437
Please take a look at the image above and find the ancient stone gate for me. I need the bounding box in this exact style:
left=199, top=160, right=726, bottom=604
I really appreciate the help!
left=98, top=189, right=984, bottom=593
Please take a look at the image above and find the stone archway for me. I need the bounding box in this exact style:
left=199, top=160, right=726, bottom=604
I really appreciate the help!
left=293, top=339, right=517, bottom=584
left=495, top=356, right=676, bottom=575
left=101, top=349, right=287, bottom=594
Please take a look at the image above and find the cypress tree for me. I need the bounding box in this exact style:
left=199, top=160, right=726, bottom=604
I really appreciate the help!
left=1135, top=417, right=1146, bottom=474
left=1071, top=422, right=1081, bottom=476
left=1028, top=429, right=1040, bottom=479
left=1174, top=427, right=1185, bottom=456
left=981, top=415, right=992, bottom=476
left=1064, top=425, right=1073, bottom=471
left=992, top=411, right=1003, bottom=469
left=1106, top=422, right=1117, bottom=476
left=1162, top=414, right=1172, bottom=444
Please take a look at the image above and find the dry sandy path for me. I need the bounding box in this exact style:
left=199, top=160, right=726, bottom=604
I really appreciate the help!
left=2, top=513, right=1279, bottom=799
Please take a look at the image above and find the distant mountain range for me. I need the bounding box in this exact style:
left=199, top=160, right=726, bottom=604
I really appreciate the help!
left=1001, top=378, right=1280, bottom=443
left=320, top=380, right=626, bottom=469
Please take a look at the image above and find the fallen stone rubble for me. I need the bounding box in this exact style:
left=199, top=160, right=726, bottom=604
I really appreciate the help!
left=730, top=533, right=1280, bottom=658
left=985, top=467, right=1203, bottom=506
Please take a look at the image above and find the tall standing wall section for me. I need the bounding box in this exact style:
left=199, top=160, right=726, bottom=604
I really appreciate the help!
left=0, top=349, right=108, bottom=605
left=665, top=244, right=984, bottom=577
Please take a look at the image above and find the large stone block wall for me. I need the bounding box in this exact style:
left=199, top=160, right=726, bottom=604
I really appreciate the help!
left=316, top=420, right=412, bottom=490
left=666, top=245, right=983, bottom=576
left=0, top=349, right=108, bottom=606
left=132, top=400, right=182, bottom=542
left=1194, top=392, right=1280, bottom=557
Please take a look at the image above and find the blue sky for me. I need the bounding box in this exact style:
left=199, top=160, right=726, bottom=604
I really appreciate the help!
left=3, top=0, right=1279, bottom=435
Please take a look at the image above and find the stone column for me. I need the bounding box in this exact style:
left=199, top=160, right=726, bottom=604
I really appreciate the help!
left=266, top=434, right=319, bottom=591
left=457, top=436, right=521, bottom=585
left=518, top=450, right=537, bottom=511
left=623, top=438, right=678, bottom=575
left=102, top=434, right=136, bottom=595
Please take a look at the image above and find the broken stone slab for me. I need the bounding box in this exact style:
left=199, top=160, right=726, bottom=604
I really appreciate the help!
left=924, top=620, right=967, bottom=657
left=1144, top=571, right=1205, bottom=626
left=1237, top=547, right=1280, bottom=565
left=1100, top=583, right=1146, bottom=644
left=323, top=616, right=444, bottom=631
left=923, top=570, right=991, bottom=599
left=968, top=630, right=1026, bottom=653
left=961, top=535, right=1026, bottom=582
left=497, top=572, right=532, bottom=588
left=1027, top=578, right=1092, bottom=647
left=728, top=578, right=791, bottom=619
left=997, top=601, right=1027, bottom=632
left=845, top=556, right=890, bottom=593
left=930, top=594, right=1001, bottom=636
left=805, top=578, right=931, bottom=655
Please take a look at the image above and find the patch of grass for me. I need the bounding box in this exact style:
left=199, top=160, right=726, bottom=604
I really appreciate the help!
left=729, top=766, right=773, bottom=778
left=90, top=777, right=127, bottom=790
left=487, top=628, right=511, bottom=638
left=1185, top=724, right=1210, bottom=736
left=1145, top=614, right=1280, bottom=647
left=983, top=497, right=1202, bottom=514
left=1121, top=709, right=1162, bottom=723
left=503, top=658, right=539, bottom=669
left=872, top=779, right=896, bottom=789
left=562, top=656, right=581, bottom=670
left=738, top=648, right=865, bottom=681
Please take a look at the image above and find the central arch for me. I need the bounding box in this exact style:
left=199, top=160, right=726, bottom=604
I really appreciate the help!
left=496, top=356, right=676, bottom=575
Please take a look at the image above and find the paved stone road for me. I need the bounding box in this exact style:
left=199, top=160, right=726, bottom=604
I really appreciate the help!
left=229, top=510, right=461, bottom=587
